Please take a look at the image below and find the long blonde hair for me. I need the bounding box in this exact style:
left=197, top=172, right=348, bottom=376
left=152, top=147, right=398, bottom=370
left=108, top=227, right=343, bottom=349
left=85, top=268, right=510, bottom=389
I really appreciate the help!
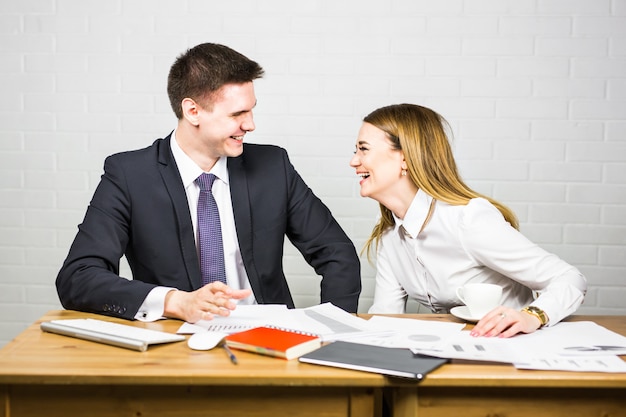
left=363, top=104, right=519, bottom=260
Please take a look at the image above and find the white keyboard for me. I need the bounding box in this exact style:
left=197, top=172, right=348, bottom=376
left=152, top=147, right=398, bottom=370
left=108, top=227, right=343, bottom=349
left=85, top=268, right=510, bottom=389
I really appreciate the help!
left=41, top=318, right=185, bottom=352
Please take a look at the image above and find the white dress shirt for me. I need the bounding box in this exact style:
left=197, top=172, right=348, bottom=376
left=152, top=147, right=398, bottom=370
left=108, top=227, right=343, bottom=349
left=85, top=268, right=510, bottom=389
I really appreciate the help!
left=135, top=131, right=255, bottom=321
left=368, top=189, right=587, bottom=326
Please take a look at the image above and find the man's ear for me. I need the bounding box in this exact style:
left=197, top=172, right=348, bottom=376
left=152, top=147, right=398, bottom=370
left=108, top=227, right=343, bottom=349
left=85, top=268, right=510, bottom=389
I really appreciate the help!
left=181, top=98, right=200, bottom=126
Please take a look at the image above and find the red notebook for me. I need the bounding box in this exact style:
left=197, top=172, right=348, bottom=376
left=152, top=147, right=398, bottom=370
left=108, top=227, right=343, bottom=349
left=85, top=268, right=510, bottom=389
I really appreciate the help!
left=224, top=326, right=322, bottom=360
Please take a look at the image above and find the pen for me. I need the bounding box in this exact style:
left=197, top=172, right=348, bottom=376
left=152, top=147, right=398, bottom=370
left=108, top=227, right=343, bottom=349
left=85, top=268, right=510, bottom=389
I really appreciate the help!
left=222, top=344, right=238, bottom=365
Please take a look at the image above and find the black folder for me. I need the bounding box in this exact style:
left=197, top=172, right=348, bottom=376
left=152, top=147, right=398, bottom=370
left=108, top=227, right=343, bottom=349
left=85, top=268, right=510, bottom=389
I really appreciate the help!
left=299, top=340, right=448, bottom=380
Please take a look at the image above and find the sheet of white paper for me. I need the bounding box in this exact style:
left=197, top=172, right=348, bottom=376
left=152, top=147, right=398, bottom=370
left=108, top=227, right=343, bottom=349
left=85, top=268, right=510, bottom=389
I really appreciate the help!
left=533, top=321, right=626, bottom=356
left=176, top=303, right=382, bottom=340
left=412, top=330, right=518, bottom=363
left=177, top=304, right=290, bottom=334
left=284, top=303, right=385, bottom=341
left=411, top=321, right=626, bottom=372
left=345, top=316, right=465, bottom=349
left=515, top=355, right=626, bottom=373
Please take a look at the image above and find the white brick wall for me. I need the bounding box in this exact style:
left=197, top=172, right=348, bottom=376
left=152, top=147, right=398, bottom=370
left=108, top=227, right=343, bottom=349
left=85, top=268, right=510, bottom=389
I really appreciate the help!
left=1, top=0, right=625, bottom=346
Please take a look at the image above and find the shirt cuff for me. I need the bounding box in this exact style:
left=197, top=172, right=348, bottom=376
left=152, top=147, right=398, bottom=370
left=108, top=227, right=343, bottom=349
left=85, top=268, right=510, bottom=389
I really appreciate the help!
left=135, top=287, right=177, bottom=322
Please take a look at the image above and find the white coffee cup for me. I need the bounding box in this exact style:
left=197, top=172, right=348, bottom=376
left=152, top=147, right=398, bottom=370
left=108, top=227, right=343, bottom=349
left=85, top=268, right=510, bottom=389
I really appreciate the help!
left=456, top=283, right=502, bottom=319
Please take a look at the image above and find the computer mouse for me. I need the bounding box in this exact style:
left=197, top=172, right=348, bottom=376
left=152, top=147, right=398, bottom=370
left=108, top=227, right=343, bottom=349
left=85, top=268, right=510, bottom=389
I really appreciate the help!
left=187, top=331, right=228, bottom=351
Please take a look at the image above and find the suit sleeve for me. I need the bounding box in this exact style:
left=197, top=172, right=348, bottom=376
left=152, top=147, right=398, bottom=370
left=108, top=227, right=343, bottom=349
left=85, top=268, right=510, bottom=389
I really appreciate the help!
left=55, top=155, right=156, bottom=319
left=281, top=151, right=362, bottom=312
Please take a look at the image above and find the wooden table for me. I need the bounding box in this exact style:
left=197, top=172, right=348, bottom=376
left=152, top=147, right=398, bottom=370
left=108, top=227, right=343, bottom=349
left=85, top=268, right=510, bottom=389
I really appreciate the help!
left=0, top=310, right=384, bottom=417
left=0, top=311, right=624, bottom=417
left=388, top=314, right=626, bottom=417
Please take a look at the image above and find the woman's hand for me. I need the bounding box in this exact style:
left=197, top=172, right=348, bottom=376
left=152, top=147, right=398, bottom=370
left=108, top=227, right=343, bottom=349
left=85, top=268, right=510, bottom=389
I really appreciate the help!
left=164, top=282, right=252, bottom=323
left=470, top=306, right=542, bottom=338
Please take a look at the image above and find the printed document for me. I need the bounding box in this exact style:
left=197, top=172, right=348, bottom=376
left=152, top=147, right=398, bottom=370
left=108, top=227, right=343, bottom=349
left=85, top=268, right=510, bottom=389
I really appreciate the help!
left=411, top=321, right=626, bottom=372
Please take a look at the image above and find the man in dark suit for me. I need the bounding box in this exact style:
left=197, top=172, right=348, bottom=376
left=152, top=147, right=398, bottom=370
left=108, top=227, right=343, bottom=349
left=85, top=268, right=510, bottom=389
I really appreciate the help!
left=56, top=43, right=361, bottom=323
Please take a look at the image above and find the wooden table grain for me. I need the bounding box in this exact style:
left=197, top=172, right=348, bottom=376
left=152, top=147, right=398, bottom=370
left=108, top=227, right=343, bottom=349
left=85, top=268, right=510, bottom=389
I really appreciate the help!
left=0, top=310, right=383, bottom=417
left=387, top=314, right=626, bottom=417
left=0, top=311, right=624, bottom=417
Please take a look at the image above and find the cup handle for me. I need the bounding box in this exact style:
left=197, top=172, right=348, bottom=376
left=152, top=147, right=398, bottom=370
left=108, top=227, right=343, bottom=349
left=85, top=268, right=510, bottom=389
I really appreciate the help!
left=456, top=287, right=465, bottom=304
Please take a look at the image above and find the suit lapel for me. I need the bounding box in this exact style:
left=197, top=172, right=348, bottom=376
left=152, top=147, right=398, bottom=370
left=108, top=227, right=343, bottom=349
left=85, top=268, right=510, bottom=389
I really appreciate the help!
left=157, top=135, right=202, bottom=290
left=227, top=155, right=262, bottom=299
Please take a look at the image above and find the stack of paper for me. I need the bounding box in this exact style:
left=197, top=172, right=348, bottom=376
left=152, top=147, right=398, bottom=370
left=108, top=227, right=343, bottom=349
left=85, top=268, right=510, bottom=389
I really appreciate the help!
left=410, top=321, right=626, bottom=373
left=177, top=304, right=626, bottom=373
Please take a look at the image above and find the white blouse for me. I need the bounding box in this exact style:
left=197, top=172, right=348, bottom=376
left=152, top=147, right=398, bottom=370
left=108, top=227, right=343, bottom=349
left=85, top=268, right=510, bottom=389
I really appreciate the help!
left=368, top=190, right=587, bottom=326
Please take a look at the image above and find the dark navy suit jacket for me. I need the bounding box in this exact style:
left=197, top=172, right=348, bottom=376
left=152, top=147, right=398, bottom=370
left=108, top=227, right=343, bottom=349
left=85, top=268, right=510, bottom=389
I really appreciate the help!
left=56, top=135, right=361, bottom=319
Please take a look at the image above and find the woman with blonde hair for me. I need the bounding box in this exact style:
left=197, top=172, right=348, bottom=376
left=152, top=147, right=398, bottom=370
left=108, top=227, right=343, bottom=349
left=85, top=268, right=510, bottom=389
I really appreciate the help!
left=350, top=103, right=586, bottom=338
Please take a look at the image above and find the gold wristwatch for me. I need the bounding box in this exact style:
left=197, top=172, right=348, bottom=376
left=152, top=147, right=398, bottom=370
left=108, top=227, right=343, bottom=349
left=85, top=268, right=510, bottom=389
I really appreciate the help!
left=521, top=306, right=549, bottom=327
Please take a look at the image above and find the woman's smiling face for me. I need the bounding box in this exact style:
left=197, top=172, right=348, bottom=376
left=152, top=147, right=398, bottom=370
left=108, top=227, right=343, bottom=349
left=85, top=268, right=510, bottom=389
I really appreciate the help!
left=350, top=122, right=406, bottom=201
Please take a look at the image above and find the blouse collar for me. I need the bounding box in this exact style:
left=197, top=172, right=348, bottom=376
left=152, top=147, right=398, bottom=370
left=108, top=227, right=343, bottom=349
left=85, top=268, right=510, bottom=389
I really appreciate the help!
left=393, top=189, right=434, bottom=238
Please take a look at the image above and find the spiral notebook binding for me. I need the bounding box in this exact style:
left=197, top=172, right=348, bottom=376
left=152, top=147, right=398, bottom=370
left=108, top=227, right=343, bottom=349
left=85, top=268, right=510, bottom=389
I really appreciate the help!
left=265, top=325, right=321, bottom=338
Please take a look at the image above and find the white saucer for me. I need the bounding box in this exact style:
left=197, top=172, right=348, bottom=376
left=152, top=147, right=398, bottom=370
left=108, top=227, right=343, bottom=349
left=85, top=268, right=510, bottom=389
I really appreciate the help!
left=450, top=306, right=482, bottom=323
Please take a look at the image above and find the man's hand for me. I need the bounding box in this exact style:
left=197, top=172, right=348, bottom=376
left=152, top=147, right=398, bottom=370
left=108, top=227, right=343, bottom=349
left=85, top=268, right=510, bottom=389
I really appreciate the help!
left=163, top=282, right=252, bottom=323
